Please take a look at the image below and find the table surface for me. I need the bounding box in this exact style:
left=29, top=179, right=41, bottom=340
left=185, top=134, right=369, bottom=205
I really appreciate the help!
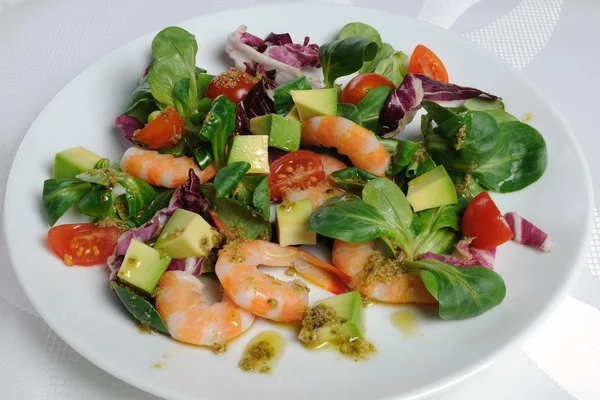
left=1, top=0, right=599, bottom=399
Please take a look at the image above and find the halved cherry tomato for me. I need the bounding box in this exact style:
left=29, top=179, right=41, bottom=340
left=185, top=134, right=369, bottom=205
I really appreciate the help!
left=407, top=44, right=449, bottom=83
left=268, top=150, right=326, bottom=200
left=48, top=223, right=119, bottom=266
left=132, top=107, right=185, bottom=150
left=340, top=73, right=395, bottom=105
left=205, top=67, right=260, bottom=104
left=461, top=192, right=514, bottom=250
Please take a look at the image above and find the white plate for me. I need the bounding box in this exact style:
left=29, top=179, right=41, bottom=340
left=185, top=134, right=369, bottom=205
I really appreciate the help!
left=3, top=4, right=593, bottom=400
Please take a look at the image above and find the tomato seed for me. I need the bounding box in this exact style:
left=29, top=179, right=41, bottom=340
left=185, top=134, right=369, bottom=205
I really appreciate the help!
left=92, top=246, right=100, bottom=256
left=310, top=176, right=318, bottom=183
left=285, top=166, right=294, bottom=173
left=277, top=174, right=286, bottom=179
left=63, top=254, right=74, bottom=266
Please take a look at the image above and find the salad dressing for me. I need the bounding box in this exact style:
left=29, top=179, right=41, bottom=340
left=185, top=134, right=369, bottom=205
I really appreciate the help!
left=239, top=331, right=285, bottom=373
left=390, top=310, right=418, bottom=337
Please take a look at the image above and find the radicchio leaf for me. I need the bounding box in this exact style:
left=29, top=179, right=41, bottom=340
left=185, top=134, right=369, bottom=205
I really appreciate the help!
left=107, top=169, right=209, bottom=280
left=380, top=73, right=500, bottom=137
left=233, top=78, right=277, bottom=136
left=264, top=36, right=320, bottom=69
left=115, top=115, right=144, bottom=141
left=422, top=237, right=496, bottom=269
left=264, top=32, right=293, bottom=46
left=244, top=63, right=278, bottom=89
left=226, top=25, right=303, bottom=84
left=379, top=74, right=423, bottom=137
left=504, top=212, right=553, bottom=252
left=240, top=32, right=266, bottom=52
left=167, top=257, right=204, bottom=276
left=417, top=74, right=499, bottom=104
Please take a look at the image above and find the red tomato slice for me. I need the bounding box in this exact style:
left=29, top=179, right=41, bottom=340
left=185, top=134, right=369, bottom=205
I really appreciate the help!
left=133, top=107, right=185, bottom=150
left=205, top=68, right=259, bottom=104
left=461, top=192, right=514, bottom=250
left=48, top=223, right=120, bottom=266
left=340, top=73, right=396, bottom=105
left=268, top=150, right=326, bottom=200
left=407, top=44, right=449, bottom=83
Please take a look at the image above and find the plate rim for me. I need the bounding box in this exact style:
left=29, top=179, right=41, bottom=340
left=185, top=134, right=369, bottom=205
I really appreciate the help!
left=3, top=3, right=595, bottom=400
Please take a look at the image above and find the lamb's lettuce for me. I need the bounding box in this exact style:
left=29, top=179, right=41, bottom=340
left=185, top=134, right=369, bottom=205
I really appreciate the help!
left=308, top=177, right=505, bottom=319
left=319, top=36, right=378, bottom=87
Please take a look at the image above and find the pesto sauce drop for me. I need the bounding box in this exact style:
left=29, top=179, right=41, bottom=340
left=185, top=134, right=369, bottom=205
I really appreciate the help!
left=239, top=331, right=285, bottom=373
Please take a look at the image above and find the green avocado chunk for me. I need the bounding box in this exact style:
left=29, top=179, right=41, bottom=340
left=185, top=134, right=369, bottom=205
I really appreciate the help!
left=291, top=88, right=338, bottom=121
left=249, top=114, right=301, bottom=152
left=155, top=208, right=218, bottom=258
left=406, top=165, right=458, bottom=212
left=276, top=199, right=316, bottom=247
left=52, top=146, right=102, bottom=179
left=227, top=135, right=270, bottom=174
left=117, top=239, right=171, bottom=295
left=299, top=290, right=364, bottom=347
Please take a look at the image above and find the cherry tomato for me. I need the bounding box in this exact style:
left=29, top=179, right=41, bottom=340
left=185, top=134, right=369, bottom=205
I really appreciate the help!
left=268, top=150, right=326, bottom=200
left=205, top=68, right=259, bottom=104
left=340, top=73, right=396, bottom=105
left=407, top=44, right=449, bottom=83
left=133, top=107, right=185, bottom=150
left=48, top=223, right=119, bottom=266
left=461, top=192, right=514, bottom=250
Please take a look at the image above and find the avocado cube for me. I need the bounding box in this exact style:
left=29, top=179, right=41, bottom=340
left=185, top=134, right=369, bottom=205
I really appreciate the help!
left=118, top=239, right=171, bottom=295
left=52, top=146, right=102, bottom=179
left=155, top=209, right=218, bottom=259
left=250, top=114, right=301, bottom=152
left=298, top=291, right=364, bottom=347
left=285, top=106, right=301, bottom=122
left=407, top=165, right=458, bottom=212
left=227, top=135, right=269, bottom=174
left=291, top=88, right=338, bottom=121
left=276, top=199, right=316, bottom=247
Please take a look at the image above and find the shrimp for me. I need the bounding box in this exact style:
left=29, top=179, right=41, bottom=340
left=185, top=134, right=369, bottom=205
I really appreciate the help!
left=318, top=153, right=347, bottom=176
left=332, top=240, right=437, bottom=304
left=120, top=146, right=216, bottom=188
left=283, top=180, right=345, bottom=210
left=215, top=240, right=350, bottom=322
left=282, top=154, right=347, bottom=209
left=155, top=271, right=255, bottom=348
left=301, top=116, right=391, bottom=176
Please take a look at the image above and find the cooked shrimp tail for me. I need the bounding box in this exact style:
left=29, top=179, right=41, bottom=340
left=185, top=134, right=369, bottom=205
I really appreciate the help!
left=215, top=240, right=349, bottom=322
left=291, top=248, right=351, bottom=294
left=155, top=271, right=255, bottom=348
left=301, top=116, right=391, bottom=176
left=332, top=240, right=436, bottom=304
left=120, top=146, right=216, bottom=188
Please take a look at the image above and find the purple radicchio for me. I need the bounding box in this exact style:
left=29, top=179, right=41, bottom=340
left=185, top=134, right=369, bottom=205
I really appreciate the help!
left=115, top=115, right=144, bottom=141
left=167, top=257, right=205, bottom=276
left=233, top=76, right=277, bottom=135
left=107, top=169, right=209, bottom=280
left=504, top=212, right=553, bottom=252
left=422, top=237, right=496, bottom=269
left=227, top=25, right=314, bottom=84
left=380, top=73, right=500, bottom=137
left=264, top=36, right=320, bottom=69
left=240, top=32, right=267, bottom=52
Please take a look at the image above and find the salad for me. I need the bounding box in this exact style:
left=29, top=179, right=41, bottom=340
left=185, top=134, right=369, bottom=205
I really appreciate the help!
left=41, top=22, right=552, bottom=367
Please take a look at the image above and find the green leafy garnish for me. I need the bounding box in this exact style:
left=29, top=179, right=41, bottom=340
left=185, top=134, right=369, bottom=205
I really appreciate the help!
left=42, top=179, right=93, bottom=226
left=409, top=259, right=506, bottom=319
left=214, top=161, right=251, bottom=198
left=319, top=37, right=378, bottom=87
left=200, top=95, right=236, bottom=170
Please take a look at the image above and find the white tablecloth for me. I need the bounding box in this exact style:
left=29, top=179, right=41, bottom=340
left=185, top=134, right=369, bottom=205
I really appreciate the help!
left=1, top=0, right=599, bottom=398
